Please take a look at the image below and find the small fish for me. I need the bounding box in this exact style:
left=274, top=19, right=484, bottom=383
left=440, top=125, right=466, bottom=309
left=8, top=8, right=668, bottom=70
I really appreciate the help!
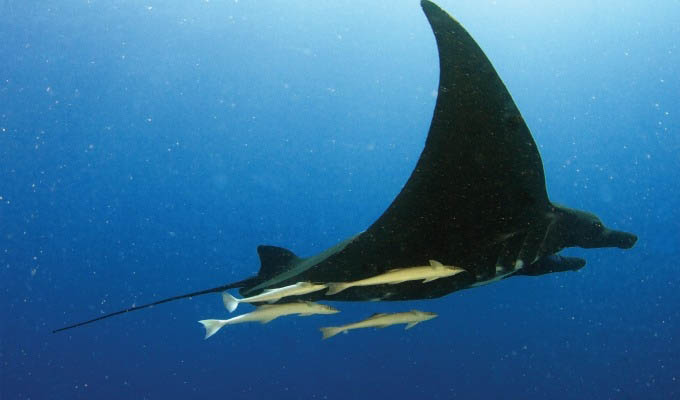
left=325, top=260, right=466, bottom=295
left=198, top=301, right=339, bottom=339
left=222, top=281, right=327, bottom=313
left=320, top=310, right=437, bottom=340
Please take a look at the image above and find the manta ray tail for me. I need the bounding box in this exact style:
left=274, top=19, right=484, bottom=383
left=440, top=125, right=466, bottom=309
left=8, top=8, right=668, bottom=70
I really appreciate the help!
left=52, top=278, right=254, bottom=333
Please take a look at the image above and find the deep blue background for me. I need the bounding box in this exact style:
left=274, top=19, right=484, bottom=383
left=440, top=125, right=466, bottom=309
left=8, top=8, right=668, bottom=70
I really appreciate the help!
left=2, top=1, right=678, bottom=399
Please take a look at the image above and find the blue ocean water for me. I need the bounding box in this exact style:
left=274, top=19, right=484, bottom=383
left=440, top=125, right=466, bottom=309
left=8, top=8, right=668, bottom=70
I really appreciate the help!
left=1, top=0, right=678, bottom=398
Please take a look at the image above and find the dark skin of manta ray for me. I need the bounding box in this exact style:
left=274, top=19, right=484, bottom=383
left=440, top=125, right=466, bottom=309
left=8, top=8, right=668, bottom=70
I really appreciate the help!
left=53, top=0, right=636, bottom=333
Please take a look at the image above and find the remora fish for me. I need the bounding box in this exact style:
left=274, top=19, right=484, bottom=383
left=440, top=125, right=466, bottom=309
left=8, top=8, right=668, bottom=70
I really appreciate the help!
left=221, top=281, right=327, bottom=313
left=198, top=301, right=339, bottom=339
left=320, top=310, right=437, bottom=340
left=325, top=260, right=466, bottom=295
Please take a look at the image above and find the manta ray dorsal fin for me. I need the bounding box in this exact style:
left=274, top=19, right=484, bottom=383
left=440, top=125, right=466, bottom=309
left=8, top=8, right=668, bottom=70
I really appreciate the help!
left=256, top=245, right=301, bottom=279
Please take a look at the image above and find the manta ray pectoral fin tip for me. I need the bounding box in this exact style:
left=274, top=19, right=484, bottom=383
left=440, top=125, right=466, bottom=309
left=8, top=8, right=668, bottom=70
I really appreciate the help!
left=420, top=0, right=437, bottom=9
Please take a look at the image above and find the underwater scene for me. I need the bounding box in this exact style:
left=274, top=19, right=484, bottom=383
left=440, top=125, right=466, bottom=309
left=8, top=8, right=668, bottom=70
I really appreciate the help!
left=2, top=0, right=679, bottom=399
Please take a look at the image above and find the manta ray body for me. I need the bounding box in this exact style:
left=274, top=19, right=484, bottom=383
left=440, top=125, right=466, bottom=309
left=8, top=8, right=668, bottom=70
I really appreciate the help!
left=54, top=0, right=636, bottom=333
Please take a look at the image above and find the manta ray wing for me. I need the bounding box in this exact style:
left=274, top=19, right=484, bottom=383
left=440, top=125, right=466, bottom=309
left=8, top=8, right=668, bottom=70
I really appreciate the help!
left=292, top=0, right=551, bottom=291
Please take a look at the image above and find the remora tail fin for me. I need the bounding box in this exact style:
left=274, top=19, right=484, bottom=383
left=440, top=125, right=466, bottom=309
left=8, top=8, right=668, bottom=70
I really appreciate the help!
left=320, top=326, right=343, bottom=340
left=325, top=283, right=349, bottom=296
left=222, top=292, right=239, bottom=313
left=52, top=278, right=254, bottom=333
left=198, top=319, right=227, bottom=339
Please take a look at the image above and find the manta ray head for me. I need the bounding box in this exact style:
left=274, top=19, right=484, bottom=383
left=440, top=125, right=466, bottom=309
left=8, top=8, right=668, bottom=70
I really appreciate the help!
left=551, top=204, right=638, bottom=251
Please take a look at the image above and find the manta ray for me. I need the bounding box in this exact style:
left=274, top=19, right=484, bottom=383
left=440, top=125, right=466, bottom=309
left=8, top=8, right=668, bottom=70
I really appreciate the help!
left=54, top=0, right=636, bottom=333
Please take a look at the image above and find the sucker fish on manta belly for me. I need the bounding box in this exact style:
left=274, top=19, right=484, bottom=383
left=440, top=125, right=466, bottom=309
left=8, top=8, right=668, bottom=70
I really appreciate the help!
left=52, top=0, right=637, bottom=335
left=325, top=260, right=467, bottom=296
left=222, top=281, right=327, bottom=313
